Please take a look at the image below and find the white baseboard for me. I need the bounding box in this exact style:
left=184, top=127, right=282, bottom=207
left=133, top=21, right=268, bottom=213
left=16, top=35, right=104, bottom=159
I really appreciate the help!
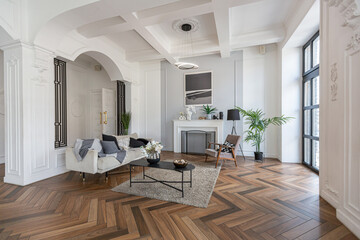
left=4, top=167, right=69, bottom=186
left=337, top=209, right=360, bottom=239
left=320, top=189, right=339, bottom=209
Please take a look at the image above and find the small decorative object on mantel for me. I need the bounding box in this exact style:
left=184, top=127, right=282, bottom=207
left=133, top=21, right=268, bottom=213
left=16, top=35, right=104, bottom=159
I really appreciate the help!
left=198, top=116, right=207, bottom=120
left=186, top=106, right=196, bottom=120
left=173, top=159, right=188, bottom=168
left=179, top=112, right=186, bottom=120
left=141, top=141, right=163, bottom=164
left=202, top=105, right=217, bottom=120
left=219, top=112, right=224, bottom=119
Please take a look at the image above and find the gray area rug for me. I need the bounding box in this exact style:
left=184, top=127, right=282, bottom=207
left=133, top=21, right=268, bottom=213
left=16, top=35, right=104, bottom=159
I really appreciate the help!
left=112, top=160, right=221, bottom=208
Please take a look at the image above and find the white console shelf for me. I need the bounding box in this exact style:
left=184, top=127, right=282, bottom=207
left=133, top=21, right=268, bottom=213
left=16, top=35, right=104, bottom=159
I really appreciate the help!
left=173, top=120, right=224, bottom=153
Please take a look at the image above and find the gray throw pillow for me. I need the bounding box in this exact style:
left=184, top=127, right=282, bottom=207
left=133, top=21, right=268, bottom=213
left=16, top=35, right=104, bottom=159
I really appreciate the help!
left=101, top=141, right=120, bottom=154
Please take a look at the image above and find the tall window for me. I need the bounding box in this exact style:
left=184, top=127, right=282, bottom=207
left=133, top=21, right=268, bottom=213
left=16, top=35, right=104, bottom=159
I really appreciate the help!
left=303, top=32, right=320, bottom=172
left=54, top=58, right=67, bottom=148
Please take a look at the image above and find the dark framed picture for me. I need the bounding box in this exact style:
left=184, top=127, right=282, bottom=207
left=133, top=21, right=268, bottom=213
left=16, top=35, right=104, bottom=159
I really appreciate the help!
left=184, top=71, right=213, bottom=106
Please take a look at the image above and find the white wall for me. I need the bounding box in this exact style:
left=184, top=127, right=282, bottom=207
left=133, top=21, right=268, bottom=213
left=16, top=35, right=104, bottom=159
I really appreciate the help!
left=160, top=52, right=243, bottom=151
left=67, top=55, right=116, bottom=146
left=159, top=48, right=281, bottom=158
left=243, top=44, right=281, bottom=159
left=0, top=2, right=141, bottom=186
left=320, top=1, right=360, bottom=237
left=136, top=61, right=161, bottom=142
left=280, top=47, right=303, bottom=163
left=0, top=50, right=4, bottom=164
left=278, top=0, right=319, bottom=163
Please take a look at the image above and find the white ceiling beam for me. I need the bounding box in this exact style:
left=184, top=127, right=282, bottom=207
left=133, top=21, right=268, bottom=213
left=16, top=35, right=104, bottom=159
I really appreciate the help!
left=126, top=49, right=164, bottom=62
left=231, top=27, right=285, bottom=50
left=212, top=0, right=230, bottom=58
left=121, top=13, right=177, bottom=64
left=138, top=0, right=213, bottom=26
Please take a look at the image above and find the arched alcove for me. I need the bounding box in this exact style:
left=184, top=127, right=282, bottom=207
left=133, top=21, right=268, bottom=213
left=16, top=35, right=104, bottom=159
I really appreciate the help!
left=74, top=50, right=125, bottom=81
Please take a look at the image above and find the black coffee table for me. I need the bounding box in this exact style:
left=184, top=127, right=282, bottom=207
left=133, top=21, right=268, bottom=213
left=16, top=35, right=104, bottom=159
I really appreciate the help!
left=129, top=159, right=195, bottom=197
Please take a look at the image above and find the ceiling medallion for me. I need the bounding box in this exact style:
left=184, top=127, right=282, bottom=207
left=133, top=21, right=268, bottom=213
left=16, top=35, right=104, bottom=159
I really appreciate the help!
left=173, top=18, right=199, bottom=70
left=172, top=18, right=199, bottom=33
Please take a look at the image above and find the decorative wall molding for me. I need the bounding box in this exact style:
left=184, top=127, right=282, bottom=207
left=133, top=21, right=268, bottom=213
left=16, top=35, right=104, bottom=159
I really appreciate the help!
left=325, top=0, right=360, bottom=30
left=5, top=54, right=21, bottom=177
left=347, top=30, right=360, bottom=50
left=343, top=45, right=360, bottom=220
left=31, top=47, right=54, bottom=85
left=330, top=63, right=338, bottom=101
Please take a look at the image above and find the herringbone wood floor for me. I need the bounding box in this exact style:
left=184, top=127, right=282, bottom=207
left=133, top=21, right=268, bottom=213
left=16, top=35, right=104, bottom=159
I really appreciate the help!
left=0, top=152, right=357, bottom=240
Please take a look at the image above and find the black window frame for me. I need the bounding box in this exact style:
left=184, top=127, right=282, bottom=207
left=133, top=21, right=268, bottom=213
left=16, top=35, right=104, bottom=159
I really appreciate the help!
left=117, top=81, right=126, bottom=135
left=54, top=58, right=67, bottom=148
left=302, top=31, right=320, bottom=173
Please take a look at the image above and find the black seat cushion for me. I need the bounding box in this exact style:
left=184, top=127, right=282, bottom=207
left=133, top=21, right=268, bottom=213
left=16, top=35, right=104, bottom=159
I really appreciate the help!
left=129, top=138, right=146, bottom=148
left=101, top=141, right=120, bottom=154
left=102, top=134, right=120, bottom=150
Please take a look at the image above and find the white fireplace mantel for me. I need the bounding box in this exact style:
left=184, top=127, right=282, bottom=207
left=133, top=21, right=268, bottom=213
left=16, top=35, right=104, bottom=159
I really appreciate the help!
left=173, top=120, right=224, bottom=153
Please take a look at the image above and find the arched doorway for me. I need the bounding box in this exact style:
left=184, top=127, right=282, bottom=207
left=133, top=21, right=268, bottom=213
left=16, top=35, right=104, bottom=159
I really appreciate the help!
left=61, top=51, right=129, bottom=147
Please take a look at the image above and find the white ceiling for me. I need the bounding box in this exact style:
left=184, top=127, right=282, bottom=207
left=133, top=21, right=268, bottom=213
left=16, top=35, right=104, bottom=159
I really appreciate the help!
left=76, top=0, right=299, bottom=63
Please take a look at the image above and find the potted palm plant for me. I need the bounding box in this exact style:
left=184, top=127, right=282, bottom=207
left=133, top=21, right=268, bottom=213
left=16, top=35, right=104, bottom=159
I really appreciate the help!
left=202, top=105, right=217, bottom=120
left=121, top=112, right=131, bottom=135
left=236, top=107, right=292, bottom=161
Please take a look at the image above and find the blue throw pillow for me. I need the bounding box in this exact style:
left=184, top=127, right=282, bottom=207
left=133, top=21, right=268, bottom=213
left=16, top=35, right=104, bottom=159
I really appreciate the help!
left=102, top=134, right=120, bottom=150
left=101, top=141, right=120, bottom=154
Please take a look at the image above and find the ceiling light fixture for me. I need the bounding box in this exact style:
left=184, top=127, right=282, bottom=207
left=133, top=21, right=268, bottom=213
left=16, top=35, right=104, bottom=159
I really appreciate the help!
left=173, top=19, right=199, bottom=70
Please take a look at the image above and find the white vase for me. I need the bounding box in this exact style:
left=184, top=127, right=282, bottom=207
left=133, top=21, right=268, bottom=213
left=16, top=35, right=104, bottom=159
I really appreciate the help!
left=207, top=114, right=212, bottom=120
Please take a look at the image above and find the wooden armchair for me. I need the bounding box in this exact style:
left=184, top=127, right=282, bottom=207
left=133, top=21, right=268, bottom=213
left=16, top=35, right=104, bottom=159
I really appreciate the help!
left=205, top=135, right=242, bottom=168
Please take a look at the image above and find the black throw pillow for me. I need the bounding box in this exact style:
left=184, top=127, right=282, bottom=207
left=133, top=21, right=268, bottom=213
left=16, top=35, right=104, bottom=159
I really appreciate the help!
left=137, top=138, right=149, bottom=145
left=129, top=138, right=146, bottom=148
left=102, top=134, right=120, bottom=150
left=101, top=141, right=120, bottom=154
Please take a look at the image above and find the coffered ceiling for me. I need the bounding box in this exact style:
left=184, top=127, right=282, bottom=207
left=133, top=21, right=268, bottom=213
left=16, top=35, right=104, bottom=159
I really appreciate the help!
left=76, top=0, right=299, bottom=63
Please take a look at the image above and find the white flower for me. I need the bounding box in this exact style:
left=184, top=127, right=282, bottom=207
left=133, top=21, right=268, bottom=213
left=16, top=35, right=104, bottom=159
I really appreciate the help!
left=142, top=141, right=163, bottom=155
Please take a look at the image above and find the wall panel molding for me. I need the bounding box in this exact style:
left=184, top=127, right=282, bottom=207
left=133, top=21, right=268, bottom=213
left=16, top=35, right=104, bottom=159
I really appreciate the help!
left=344, top=46, right=360, bottom=218
left=5, top=55, right=21, bottom=176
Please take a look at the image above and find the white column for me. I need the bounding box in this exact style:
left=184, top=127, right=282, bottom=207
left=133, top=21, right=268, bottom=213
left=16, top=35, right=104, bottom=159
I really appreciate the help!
left=1, top=41, right=68, bottom=186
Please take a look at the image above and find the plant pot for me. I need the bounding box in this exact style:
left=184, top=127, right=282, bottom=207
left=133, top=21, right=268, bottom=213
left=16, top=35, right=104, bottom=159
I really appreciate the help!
left=124, top=129, right=128, bottom=135
left=147, top=158, right=160, bottom=165
left=207, top=114, right=212, bottom=120
left=254, top=152, right=263, bottom=161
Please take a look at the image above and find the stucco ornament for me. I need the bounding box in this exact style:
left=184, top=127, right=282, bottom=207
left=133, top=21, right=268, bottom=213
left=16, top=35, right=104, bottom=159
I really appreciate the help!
left=330, top=63, right=338, bottom=101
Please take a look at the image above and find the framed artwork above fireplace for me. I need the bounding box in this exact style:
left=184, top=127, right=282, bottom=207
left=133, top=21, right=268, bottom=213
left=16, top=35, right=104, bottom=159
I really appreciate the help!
left=184, top=71, right=212, bottom=106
